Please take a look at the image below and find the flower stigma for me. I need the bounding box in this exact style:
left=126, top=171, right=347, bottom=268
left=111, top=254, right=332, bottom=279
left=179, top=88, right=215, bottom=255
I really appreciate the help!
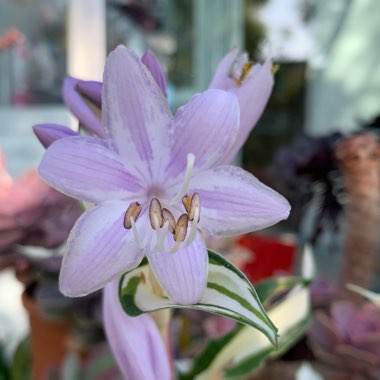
left=170, top=153, right=195, bottom=204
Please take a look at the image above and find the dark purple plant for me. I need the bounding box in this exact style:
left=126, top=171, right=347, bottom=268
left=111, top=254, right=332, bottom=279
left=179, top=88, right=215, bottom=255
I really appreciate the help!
left=270, top=132, right=343, bottom=244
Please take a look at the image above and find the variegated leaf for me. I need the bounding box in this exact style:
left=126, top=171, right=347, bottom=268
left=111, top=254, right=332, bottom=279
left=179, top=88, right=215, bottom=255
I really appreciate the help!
left=119, top=250, right=278, bottom=346
left=194, top=286, right=311, bottom=380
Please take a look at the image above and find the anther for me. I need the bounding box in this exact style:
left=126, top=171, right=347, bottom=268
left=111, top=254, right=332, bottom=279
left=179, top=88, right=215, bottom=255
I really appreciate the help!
left=123, top=202, right=142, bottom=229
left=162, top=208, right=176, bottom=234
left=271, top=64, right=280, bottom=74
left=174, top=214, right=188, bottom=242
left=183, top=207, right=200, bottom=248
left=149, top=198, right=164, bottom=230
left=233, top=61, right=254, bottom=86
left=188, top=192, right=201, bottom=222
left=182, top=194, right=192, bottom=214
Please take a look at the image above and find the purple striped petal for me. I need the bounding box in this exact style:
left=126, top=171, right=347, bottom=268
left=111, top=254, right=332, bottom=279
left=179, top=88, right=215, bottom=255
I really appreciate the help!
left=60, top=201, right=145, bottom=296
left=39, top=136, right=142, bottom=204
left=189, top=165, right=290, bottom=236
left=33, top=124, right=78, bottom=148
left=146, top=233, right=208, bottom=305
left=76, top=80, right=102, bottom=107
left=103, top=281, right=171, bottom=380
left=224, top=61, right=274, bottom=163
left=63, top=77, right=104, bottom=137
left=209, top=48, right=238, bottom=90
left=166, top=89, right=239, bottom=179
left=141, top=50, right=167, bottom=97
left=102, top=46, right=172, bottom=177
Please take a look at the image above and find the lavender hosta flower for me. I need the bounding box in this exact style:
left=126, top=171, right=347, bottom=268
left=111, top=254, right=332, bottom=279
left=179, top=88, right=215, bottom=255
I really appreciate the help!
left=33, top=79, right=103, bottom=149
left=103, top=281, right=171, bottom=380
left=34, top=50, right=166, bottom=149
left=33, top=123, right=78, bottom=150
left=35, top=48, right=272, bottom=164
left=209, top=48, right=275, bottom=163
left=309, top=301, right=380, bottom=379
left=38, top=45, right=290, bottom=305
left=63, top=77, right=104, bottom=137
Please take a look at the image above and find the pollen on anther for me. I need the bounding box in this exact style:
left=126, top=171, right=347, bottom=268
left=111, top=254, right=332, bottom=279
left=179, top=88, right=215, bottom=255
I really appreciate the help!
left=174, top=214, right=188, bottom=242
left=188, top=192, right=201, bottom=222
left=233, top=61, right=255, bottom=86
left=123, top=202, right=142, bottom=229
left=182, top=194, right=192, bottom=214
left=162, top=208, right=176, bottom=234
left=149, top=198, right=164, bottom=230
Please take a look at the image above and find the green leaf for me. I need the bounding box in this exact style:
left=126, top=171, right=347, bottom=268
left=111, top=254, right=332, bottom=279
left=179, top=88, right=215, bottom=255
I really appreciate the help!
left=255, top=276, right=310, bottom=307
left=178, top=325, right=244, bottom=380
left=10, top=336, right=31, bottom=380
left=119, top=250, right=278, bottom=346
left=189, top=286, right=311, bottom=380
left=223, top=347, right=273, bottom=378
left=61, top=353, right=82, bottom=380
left=224, top=311, right=311, bottom=378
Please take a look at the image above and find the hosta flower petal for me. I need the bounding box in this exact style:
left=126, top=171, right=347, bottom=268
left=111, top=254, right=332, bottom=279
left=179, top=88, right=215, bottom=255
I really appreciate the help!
left=63, top=77, right=104, bottom=137
left=60, top=201, right=145, bottom=296
left=141, top=50, right=167, bottom=96
left=103, top=46, right=172, bottom=175
left=39, top=136, right=142, bottom=204
left=76, top=80, right=102, bottom=107
left=190, top=165, right=290, bottom=236
left=225, top=61, right=274, bottom=163
left=166, top=89, right=239, bottom=178
left=104, top=281, right=171, bottom=380
left=209, top=48, right=238, bottom=90
left=33, top=123, right=78, bottom=148
left=146, top=233, right=208, bottom=305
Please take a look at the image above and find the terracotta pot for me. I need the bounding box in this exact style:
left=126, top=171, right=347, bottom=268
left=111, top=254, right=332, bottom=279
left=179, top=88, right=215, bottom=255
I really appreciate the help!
left=22, top=288, right=72, bottom=380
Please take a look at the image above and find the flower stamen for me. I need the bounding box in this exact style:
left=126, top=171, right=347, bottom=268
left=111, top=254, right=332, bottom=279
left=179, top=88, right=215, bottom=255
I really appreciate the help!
left=183, top=206, right=199, bottom=248
left=123, top=202, right=142, bottom=229
left=153, top=221, right=169, bottom=252
left=182, top=194, right=192, bottom=214
left=162, top=208, right=176, bottom=234
left=170, top=214, right=188, bottom=253
left=171, top=153, right=195, bottom=204
left=149, top=198, right=164, bottom=229
left=187, top=192, right=201, bottom=222
left=232, top=61, right=254, bottom=86
left=130, top=217, right=144, bottom=249
left=174, top=214, right=188, bottom=242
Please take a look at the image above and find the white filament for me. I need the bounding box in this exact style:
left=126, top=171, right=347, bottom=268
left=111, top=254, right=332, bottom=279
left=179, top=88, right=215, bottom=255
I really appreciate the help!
left=183, top=208, right=199, bottom=248
left=153, top=221, right=169, bottom=252
left=171, top=153, right=195, bottom=204
left=169, top=238, right=182, bottom=254
left=130, top=217, right=144, bottom=249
